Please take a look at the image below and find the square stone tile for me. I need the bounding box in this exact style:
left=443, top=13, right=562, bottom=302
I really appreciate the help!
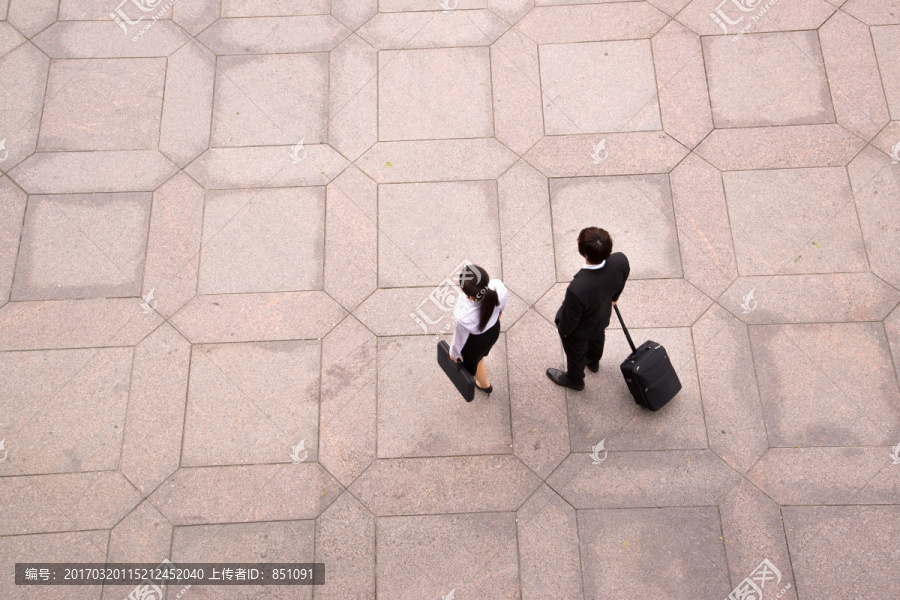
left=703, top=32, right=835, bottom=127
left=723, top=167, right=867, bottom=275
left=550, top=175, right=682, bottom=280
left=212, top=53, right=329, bottom=147
left=378, top=180, right=502, bottom=287
left=11, top=193, right=152, bottom=301
left=198, top=187, right=325, bottom=294
left=39, top=58, right=166, bottom=151
left=378, top=47, right=493, bottom=141
left=578, top=507, right=731, bottom=600
left=170, top=520, right=315, bottom=599
left=377, top=335, right=512, bottom=458
left=539, top=40, right=661, bottom=135
left=377, top=513, right=519, bottom=599
left=181, top=341, right=321, bottom=467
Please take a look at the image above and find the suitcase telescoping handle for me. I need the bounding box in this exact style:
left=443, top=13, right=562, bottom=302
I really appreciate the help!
left=613, top=305, right=637, bottom=354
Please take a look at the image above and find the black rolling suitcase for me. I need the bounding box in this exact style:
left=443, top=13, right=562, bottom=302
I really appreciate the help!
left=437, top=340, right=476, bottom=402
left=615, top=305, right=681, bottom=411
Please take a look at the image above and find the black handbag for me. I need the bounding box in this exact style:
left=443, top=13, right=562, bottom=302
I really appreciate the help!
left=437, top=340, right=475, bottom=402
left=615, top=305, right=681, bottom=411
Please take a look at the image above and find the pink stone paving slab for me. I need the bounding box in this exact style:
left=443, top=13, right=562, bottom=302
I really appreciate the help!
left=505, top=310, right=570, bottom=478
left=198, top=187, right=325, bottom=294
left=849, top=144, right=900, bottom=288
left=353, top=287, right=443, bottom=337
left=869, top=120, right=900, bottom=159
left=120, top=323, right=190, bottom=496
left=32, top=21, right=189, bottom=58
left=497, top=160, right=556, bottom=305
left=0, top=43, right=49, bottom=172
left=376, top=512, right=520, bottom=599
left=328, top=34, right=378, bottom=162
left=315, top=492, right=376, bottom=600
left=142, top=173, right=204, bottom=319
left=0, top=298, right=162, bottom=351
left=222, top=0, right=331, bottom=17
left=0, top=22, right=25, bottom=57
left=377, top=335, right=512, bottom=458
left=348, top=455, right=541, bottom=515
left=677, top=0, right=836, bottom=36
left=491, top=28, right=544, bottom=155
left=325, top=166, right=378, bottom=310
left=550, top=174, right=683, bottom=280
left=516, top=484, right=582, bottom=600
left=11, top=193, right=152, bottom=301
left=692, top=305, right=767, bottom=473
left=608, top=279, right=711, bottom=327
left=723, top=167, right=867, bottom=276
left=578, top=507, right=731, bottom=600
left=888, top=304, right=900, bottom=384
left=0, top=471, right=141, bottom=535
left=171, top=0, right=219, bottom=35
left=356, top=138, right=518, bottom=183
left=381, top=0, right=485, bottom=10
left=149, top=463, right=342, bottom=525
left=0, top=531, right=108, bottom=600
left=819, top=10, right=891, bottom=141
left=749, top=322, right=900, bottom=447
left=319, top=316, right=377, bottom=487
left=720, top=273, right=900, bottom=324
left=5, top=0, right=59, bottom=38
left=159, top=41, right=216, bottom=168
left=185, top=145, right=348, bottom=190
left=105, top=500, right=173, bottom=564
left=694, top=124, right=866, bottom=171
left=703, top=31, right=835, bottom=128
left=332, top=0, right=378, bottom=30
left=873, top=27, right=900, bottom=120
left=58, top=0, right=170, bottom=20
left=783, top=505, right=900, bottom=598
left=516, top=3, right=669, bottom=43
left=523, top=132, right=688, bottom=178
left=719, top=480, right=798, bottom=600
left=546, top=450, right=741, bottom=508
left=197, top=15, right=350, bottom=54
left=843, top=0, right=900, bottom=25
left=651, top=20, right=713, bottom=149
left=356, top=10, right=508, bottom=49
left=646, top=0, right=692, bottom=16
left=0, top=176, right=26, bottom=305
left=489, top=0, right=534, bottom=25
left=0, top=347, right=132, bottom=477
left=170, top=291, right=346, bottom=344
left=9, top=151, right=178, bottom=194
left=170, top=521, right=315, bottom=600
left=748, top=447, right=899, bottom=505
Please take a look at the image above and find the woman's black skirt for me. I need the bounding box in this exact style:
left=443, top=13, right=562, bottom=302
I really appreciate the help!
left=461, top=319, right=501, bottom=375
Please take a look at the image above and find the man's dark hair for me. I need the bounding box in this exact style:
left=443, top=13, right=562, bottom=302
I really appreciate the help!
left=577, top=227, right=613, bottom=265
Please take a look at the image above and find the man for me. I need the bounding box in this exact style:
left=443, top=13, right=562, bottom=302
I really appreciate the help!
left=547, top=227, right=630, bottom=391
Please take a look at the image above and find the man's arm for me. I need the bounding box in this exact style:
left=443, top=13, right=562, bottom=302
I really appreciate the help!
left=557, top=287, right=584, bottom=337
left=611, top=256, right=631, bottom=303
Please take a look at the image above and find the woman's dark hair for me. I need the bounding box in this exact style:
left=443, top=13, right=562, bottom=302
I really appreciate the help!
left=577, top=227, right=613, bottom=265
left=459, top=263, right=500, bottom=332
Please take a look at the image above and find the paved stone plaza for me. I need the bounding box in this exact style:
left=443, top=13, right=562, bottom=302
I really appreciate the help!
left=1, top=0, right=900, bottom=598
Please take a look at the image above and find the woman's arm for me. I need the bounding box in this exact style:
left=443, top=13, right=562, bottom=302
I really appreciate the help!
left=448, top=321, right=470, bottom=360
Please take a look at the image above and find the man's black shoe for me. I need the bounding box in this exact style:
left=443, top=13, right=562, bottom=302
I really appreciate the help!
left=586, top=363, right=599, bottom=373
left=546, top=368, right=585, bottom=391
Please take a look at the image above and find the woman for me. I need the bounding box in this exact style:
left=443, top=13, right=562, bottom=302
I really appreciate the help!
left=449, top=264, right=508, bottom=400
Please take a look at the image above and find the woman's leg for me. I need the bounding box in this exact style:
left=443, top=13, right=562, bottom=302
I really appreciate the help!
left=474, top=358, right=490, bottom=389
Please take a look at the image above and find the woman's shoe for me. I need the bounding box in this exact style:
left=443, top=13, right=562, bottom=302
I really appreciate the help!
left=475, top=383, right=493, bottom=394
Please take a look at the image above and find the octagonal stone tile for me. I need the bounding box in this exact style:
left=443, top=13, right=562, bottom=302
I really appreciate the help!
left=38, top=58, right=166, bottom=151
left=378, top=47, right=493, bottom=141
left=843, top=0, right=900, bottom=25
left=181, top=340, right=321, bottom=468
left=11, top=193, right=152, bottom=301
left=550, top=175, right=682, bottom=280
left=212, top=53, right=329, bottom=147
left=516, top=3, right=669, bottom=44
left=578, top=507, right=731, bottom=600
left=198, top=187, right=325, bottom=294
left=0, top=531, right=108, bottom=600
left=198, top=15, right=350, bottom=55
left=539, top=40, right=661, bottom=135
left=723, top=167, right=867, bottom=276
left=703, top=31, right=835, bottom=128
left=377, top=335, right=512, bottom=458
left=378, top=180, right=502, bottom=287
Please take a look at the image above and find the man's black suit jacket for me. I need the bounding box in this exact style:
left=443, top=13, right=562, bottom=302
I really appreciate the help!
left=556, top=252, right=630, bottom=339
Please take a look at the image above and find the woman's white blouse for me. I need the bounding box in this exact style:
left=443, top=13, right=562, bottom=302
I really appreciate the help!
left=448, top=279, right=508, bottom=359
